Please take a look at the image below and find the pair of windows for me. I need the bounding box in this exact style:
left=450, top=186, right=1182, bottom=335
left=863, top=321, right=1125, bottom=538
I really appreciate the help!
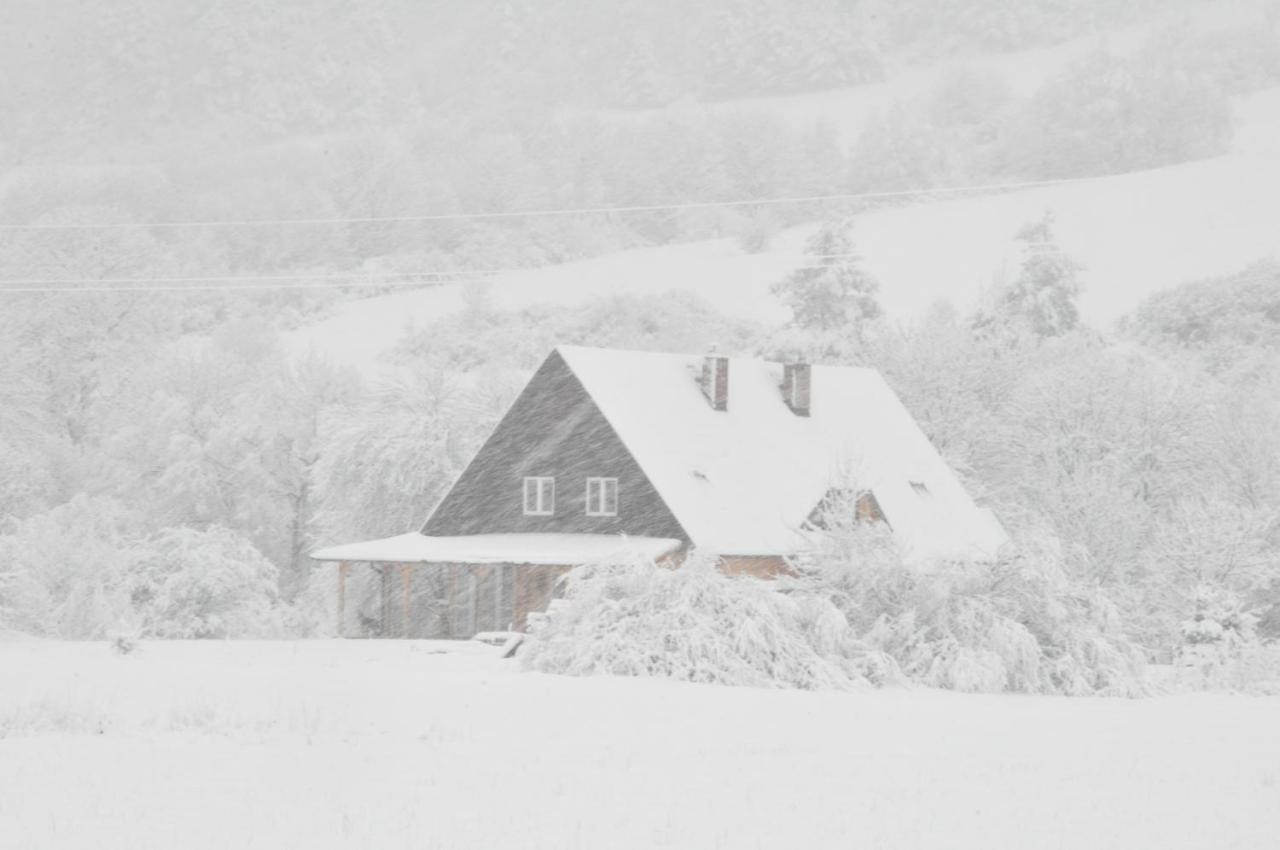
left=522, top=476, right=617, bottom=516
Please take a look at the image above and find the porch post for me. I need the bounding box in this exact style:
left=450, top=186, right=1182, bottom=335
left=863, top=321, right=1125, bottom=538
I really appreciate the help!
left=380, top=564, right=392, bottom=638
left=336, top=561, right=349, bottom=638
left=446, top=563, right=456, bottom=639
left=400, top=563, right=412, bottom=638
left=513, top=565, right=527, bottom=632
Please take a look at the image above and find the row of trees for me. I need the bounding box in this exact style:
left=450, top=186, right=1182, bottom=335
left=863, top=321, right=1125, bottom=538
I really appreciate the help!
left=2, top=0, right=1189, bottom=157
left=848, top=19, right=1278, bottom=191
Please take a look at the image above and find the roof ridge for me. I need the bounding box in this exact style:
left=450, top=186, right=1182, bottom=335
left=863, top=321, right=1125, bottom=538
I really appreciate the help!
left=556, top=343, right=881, bottom=373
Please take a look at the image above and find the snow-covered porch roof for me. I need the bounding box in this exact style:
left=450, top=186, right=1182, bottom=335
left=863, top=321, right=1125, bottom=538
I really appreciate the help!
left=310, top=533, right=683, bottom=565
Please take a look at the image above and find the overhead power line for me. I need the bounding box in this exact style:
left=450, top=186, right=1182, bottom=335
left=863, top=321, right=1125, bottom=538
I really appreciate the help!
left=0, top=174, right=1121, bottom=232
left=0, top=250, right=875, bottom=290
left=2, top=264, right=1272, bottom=297
left=0, top=277, right=492, bottom=294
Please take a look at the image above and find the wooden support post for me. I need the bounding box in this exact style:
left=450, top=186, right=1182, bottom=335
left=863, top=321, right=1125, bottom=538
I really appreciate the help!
left=380, top=564, right=391, bottom=639
left=336, top=562, right=349, bottom=638
left=513, top=566, right=527, bottom=632
left=400, top=563, right=412, bottom=639
left=446, top=564, right=456, bottom=640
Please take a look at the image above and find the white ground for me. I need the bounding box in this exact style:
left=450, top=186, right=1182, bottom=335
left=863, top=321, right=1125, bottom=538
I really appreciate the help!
left=2, top=640, right=1277, bottom=850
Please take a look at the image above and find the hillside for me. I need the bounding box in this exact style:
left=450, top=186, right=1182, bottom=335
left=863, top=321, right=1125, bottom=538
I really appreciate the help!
left=290, top=85, right=1280, bottom=373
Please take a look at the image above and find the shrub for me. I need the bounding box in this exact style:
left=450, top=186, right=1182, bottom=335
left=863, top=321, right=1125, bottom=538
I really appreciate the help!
left=0, top=496, right=136, bottom=638
left=793, top=525, right=1147, bottom=696
left=1173, top=641, right=1280, bottom=695
left=522, top=554, right=890, bottom=690
left=1171, top=585, right=1280, bottom=694
left=127, top=526, right=286, bottom=639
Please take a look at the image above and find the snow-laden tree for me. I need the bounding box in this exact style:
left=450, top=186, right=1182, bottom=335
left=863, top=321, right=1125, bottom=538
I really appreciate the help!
left=127, top=525, right=286, bottom=639
left=1134, top=499, right=1279, bottom=658
left=1129, top=261, right=1280, bottom=376
left=974, top=212, right=1083, bottom=339
left=101, top=320, right=361, bottom=599
left=0, top=496, right=137, bottom=638
left=523, top=553, right=892, bottom=690
left=792, top=520, right=1146, bottom=696
left=771, top=221, right=883, bottom=335
left=0, top=331, right=56, bottom=518
left=978, top=341, right=1212, bottom=583
left=254, top=353, right=362, bottom=596
left=311, top=368, right=478, bottom=546
left=871, top=301, right=1024, bottom=470
left=0, top=206, right=182, bottom=451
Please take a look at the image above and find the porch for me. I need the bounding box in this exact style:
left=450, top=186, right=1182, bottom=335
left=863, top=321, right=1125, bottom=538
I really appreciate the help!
left=310, top=533, right=682, bottom=639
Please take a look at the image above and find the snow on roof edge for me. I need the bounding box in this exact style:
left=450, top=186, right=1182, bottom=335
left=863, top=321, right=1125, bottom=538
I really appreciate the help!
left=310, top=532, right=683, bottom=565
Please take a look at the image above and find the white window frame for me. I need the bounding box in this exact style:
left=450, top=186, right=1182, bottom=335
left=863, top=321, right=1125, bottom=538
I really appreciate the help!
left=523, top=476, right=555, bottom=515
left=585, top=477, right=618, bottom=516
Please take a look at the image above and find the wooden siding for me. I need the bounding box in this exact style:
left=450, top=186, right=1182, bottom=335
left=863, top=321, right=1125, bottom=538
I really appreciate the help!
left=423, top=350, right=688, bottom=540
left=512, top=564, right=572, bottom=631
left=716, top=555, right=792, bottom=578
left=806, top=488, right=889, bottom=529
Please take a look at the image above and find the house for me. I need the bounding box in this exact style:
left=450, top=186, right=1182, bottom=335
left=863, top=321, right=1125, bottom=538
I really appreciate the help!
left=310, top=345, right=1008, bottom=638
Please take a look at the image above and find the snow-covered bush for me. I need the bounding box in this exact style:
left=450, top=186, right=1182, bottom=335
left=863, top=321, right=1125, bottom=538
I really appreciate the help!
left=522, top=554, right=890, bottom=690
left=127, top=526, right=287, bottom=639
left=0, top=496, right=136, bottom=638
left=1172, top=585, right=1280, bottom=693
left=1182, top=643, right=1280, bottom=695
left=0, top=496, right=291, bottom=639
left=1180, top=585, right=1258, bottom=654
left=794, top=525, right=1146, bottom=696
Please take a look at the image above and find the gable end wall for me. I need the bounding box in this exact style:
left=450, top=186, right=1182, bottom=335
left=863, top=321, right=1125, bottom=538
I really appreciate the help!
left=423, top=350, right=689, bottom=540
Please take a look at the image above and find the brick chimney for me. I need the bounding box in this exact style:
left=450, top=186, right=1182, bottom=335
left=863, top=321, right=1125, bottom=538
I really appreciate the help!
left=701, top=353, right=729, bottom=411
left=782, top=361, right=811, bottom=416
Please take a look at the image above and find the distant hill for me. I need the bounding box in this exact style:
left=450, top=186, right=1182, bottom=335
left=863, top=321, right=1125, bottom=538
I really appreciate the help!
left=290, top=84, right=1280, bottom=373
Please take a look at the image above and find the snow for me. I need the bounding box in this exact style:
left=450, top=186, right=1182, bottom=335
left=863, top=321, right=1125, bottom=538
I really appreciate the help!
left=1, top=639, right=1278, bottom=850
left=287, top=85, right=1280, bottom=377
left=310, top=532, right=682, bottom=564
left=557, top=345, right=1007, bottom=560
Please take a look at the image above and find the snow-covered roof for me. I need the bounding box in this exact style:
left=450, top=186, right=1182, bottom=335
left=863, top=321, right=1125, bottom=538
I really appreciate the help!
left=310, top=533, right=682, bottom=565
left=556, top=345, right=1007, bottom=562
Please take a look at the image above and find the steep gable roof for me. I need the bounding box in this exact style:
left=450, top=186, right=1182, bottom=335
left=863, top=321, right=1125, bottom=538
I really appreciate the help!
left=556, top=345, right=1007, bottom=561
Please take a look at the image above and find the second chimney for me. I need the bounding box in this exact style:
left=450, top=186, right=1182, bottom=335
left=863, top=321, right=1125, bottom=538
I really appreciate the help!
left=701, top=354, right=729, bottom=411
left=782, top=361, right=811, bottom=416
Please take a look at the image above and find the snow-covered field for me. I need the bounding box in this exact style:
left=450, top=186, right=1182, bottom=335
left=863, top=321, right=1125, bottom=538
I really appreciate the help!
left=2, top=640, right=1277, bottom=849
